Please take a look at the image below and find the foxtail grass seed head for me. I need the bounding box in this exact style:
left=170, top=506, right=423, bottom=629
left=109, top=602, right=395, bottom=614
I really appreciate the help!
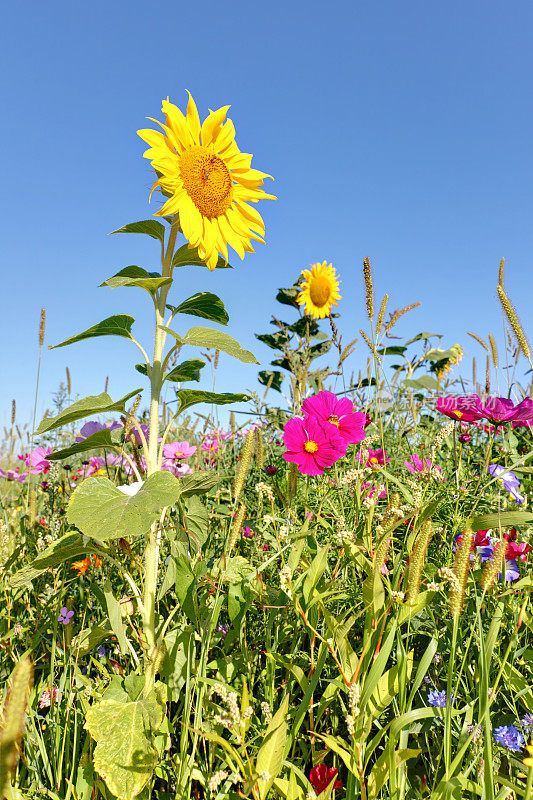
left=497, top=285, right=531, bottom=360
left=405, top=519, right=433, bottom=603
left=472, top=356, right=477, bottom=388
left=431, top=421, right=455, bottom=460
left=38, top=308, right=46, bottom=346
left=384, top=303, right=421, bottom=334
left=233, top=429, right=255, bottom=500
left=11, top=400, right=15, bottom=425
left=498, top=256, right=505, bottom=287
left=228, top=504, right=246, bottom=551
left=449, top=528, right=473, bottom=617
left=214, top=349, right=220, bottom=370
left=256, top=428, right=265, bottom=469
left=0, top=656, right=34, bottom=797
left=480, top=540, right=504, bottom=591
left=485, top=354, right=490, bottom=394
left=66, top=366, right=71, bottom=396
left=363, top=257, right=374, bottom=320
left=230, top=411, right=236, bottom=436
left=467, top=332, right=489, bottom=351
left=359, top=329, right=379, bottom=359
left=377, top=293, right=389, bottom=334
left=488, top=334, right=499, bottom=368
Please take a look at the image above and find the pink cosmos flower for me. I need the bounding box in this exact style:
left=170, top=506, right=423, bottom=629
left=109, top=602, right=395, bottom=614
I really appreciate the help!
left=358, top=448, right=388, bottom=468
left=242, top=526, right=254, bottom=538
left=456, top=394, right=533, bottom=425
left=77, top=456, right=106, bottom=478
left=302, top=391, right=366, bottom=445
left=404, top=454, right=441, bottom=476
left=282, top=416, right=346, bottom=476
left=362, top=482, right=387, bottom=500
left=162, top=460, right=192, bottom=476
left=23, top=446, right=52, bottom=474
left=0, top=468, right=27, bottom=482
left=75, top=420, right=122, bottom=441
left=163, top=441, right=197, bottom=460
left=309, top=764, right=343, bottom=794
left=436, top=396, right=482, bottom=423
left=202, top=437, right=220, bottom=453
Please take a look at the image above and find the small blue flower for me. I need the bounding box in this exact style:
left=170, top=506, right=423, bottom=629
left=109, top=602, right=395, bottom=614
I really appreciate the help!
left=498, top=559, right=521, bottom=582
left=488, top=465, right=525, bottom=503
left=494, top=725, right=524, bottom=752
left=97, top=645, right=106, bottom=658
left=521, top=713, right=533, bottom=730
left=427, top=690, right=448, bottom=708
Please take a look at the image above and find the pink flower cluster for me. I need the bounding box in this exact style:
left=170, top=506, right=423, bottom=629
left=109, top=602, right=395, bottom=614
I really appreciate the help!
left=437, top=394, right=533, bottom=426
left=162, top=441, right=197, bottom=476
left=283, top=391, right=366, bottom=476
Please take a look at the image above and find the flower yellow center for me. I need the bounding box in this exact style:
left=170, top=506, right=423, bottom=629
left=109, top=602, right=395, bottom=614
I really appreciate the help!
left=179, top=145, right=233, bottom=218
left=327, top=414, right=340, bottom=427
left=370, top=457, right=379, bottom=464
left=309, top=276, right=333, bottom=307
left=304, top=440, right=318, bottom=453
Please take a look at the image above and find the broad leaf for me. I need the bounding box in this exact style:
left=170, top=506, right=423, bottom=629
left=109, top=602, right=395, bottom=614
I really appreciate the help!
left=176, top=389, right=250, bottom=413
left=255, top=331, right=291, bottom=351
left=85, top=687, right=165, bottom=800
left=167, top=292, right=229, bottom=325
left=172, top=243, right=232, bottom=269
left=67, top=472, right=181, bottom=541
left=470, top=511, right=533, bottom=530
left=100, top=266, right=172, bottom=295
left=258, top=370, right=285, bottom=393
left=405, top=331, right=441, bottom=345
left=136, top=358, right=206, bottom=384
left=177, top=471, right=220, bottom=497
left=48, top=428, right=123, bottom=461
left=110, top=219, right=166, bottom=242
left=378, top=346, right=407, bottom=356
left=255, top=695, right=289, bottom=800
left=163, top=325, right=258, bottom=364
left=308, top=340, right=332, bottom=361
left=50, top=315, right=135, bottom=349
left=10, top=533, right=104, bottom=589
left=289, top=316, right=320, bottom=337
left=403, top=376, right=439, bottom=391
left=276, top=286, right=301, bottom=308
left=35, top=390, right=141, bottom=434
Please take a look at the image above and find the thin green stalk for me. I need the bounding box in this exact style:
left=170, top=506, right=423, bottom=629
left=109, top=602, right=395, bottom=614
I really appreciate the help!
left=444, top=616, right=459, bottom=780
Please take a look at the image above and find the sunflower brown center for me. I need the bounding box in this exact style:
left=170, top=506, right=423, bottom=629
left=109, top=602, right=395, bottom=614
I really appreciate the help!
left=309, top=276, right=332, bottom=307
left=179, top=145, right=233, bottom=218
left=304, top=440, right=318, bottom=453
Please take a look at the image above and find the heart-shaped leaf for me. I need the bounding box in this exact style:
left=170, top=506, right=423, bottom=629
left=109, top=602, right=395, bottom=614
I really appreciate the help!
left=35, top=390, right=142, bottom=435
left=50, top=315, right=135, bottom=349
left=136, top=359, right=206, bottom=384
left=167, top=292, right=229, bottom=325
left=67, top=471, right=181, bottom=541
left=48, top=428, right=123, bottom=461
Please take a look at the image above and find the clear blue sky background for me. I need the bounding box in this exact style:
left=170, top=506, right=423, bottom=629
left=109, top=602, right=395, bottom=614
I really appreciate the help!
left=2, top=0, right=533, bottom=434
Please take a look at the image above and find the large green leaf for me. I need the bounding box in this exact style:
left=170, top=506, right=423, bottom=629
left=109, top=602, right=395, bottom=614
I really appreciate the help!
left=255, top=331, right=291, bottom=351
left=85, top=687, right=165, bottom=800
left=136, top=359, right=206, bottom=384
left=48, top=428, right=123, bottom=461
left=403, top=376, right=439, bottom=391
left=176, top=471, right=220, bottom=497
left=167, top=292, right=229, bottom=325
left=67, top=472, right=181, bottom=541
left=258, top=370, right=285, bottom=393
left=163, top=325, right=258, bottom=364
left=100, top=266, right=172, bottom=295
left=276, top=286, right=301, bottom=308
left=255, top=695, right=289, bottom=800
left=469, top=511, right=533, bottom=530
left=176, top=389, right=250, bottom=413
left=10, top=533, right=104, bottom=589
left=110, top=219, right=166, bottom=243
left=171, top=243, right=232, bottom=269
left=35, top=390, right=141, bottom=434
left=49, top=315, right=135, bottom=349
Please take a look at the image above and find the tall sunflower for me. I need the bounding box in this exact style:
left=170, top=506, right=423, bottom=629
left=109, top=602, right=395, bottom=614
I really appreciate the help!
left=297, top=262, right=341, bottom=319
left=138, top=94, right=275, bottom=270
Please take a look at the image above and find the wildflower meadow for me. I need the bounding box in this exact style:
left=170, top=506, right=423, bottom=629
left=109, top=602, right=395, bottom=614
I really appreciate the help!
left=2, top=93, right=533, bottom=800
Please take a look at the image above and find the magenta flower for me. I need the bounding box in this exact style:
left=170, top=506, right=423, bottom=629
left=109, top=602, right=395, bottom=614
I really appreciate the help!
left=242, top=526, right=254, bottom=538
left=0, top=468, right=27, bottom=482
left=23, top=446, right=52, bottom=475
left=456, top=394, right=533, bottom=425
left=163, top=441, right=197, bottom=460
left=162, top=459, right=192, bottom=476
left=404, top=453, right=442, bottom=476
left=282, top=416, right=346, bottom=476
left=302, top=390, right=366, bottom=445
left=358, top=447, right=388, bottom=468
left=436, top=396, right=482, bottom=423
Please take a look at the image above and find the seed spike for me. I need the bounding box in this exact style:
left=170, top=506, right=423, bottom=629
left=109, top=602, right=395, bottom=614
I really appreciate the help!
left=376, top=294, right=389, bottom=334
left=363, top=257, right=374, bottom=320
left=488, top=334, right=499, bottom=368
left=384, top=303, right=421, bottom=334
left=498, top=256, right=505, bottom=288
left=467, top=332, right=488, bottom=351
left=497, top=285, right=531, bottom=361
left=38, top=308, right=46, bottom=346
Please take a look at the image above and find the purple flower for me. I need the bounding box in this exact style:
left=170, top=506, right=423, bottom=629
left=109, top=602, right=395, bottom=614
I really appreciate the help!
left=217, top=624, right=229, bottom=638
left=488, top=465, right=524, bottom=503
left=494, top=725, right=524, bottom=751
left=521, top=713, right=533, bottom=730
left=427, top=690, right=448, bottom=707
left=499, top=559, right=521, bottom=582
left=58, top=607, right=74, bottom=625
left=96, top=645, right=106, bottom=658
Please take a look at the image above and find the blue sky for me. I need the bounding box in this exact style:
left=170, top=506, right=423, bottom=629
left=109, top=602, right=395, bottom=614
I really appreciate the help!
left=2, top=0, right=532, bottom=433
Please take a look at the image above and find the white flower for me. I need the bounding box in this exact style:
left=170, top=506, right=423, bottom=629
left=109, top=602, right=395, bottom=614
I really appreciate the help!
left=117, top=481, right=144, bottom=496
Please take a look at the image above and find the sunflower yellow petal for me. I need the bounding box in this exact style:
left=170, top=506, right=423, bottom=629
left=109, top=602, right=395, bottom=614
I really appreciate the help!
left=201, top=105, right=230, bottom=146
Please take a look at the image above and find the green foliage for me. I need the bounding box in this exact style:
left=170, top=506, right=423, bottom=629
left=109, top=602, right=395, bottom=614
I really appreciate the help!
left=100, top=266, right=172, bottom=295
left=50, top=314, right=136, bottom=348
left=171, top=243, right=233, bottom=269
left=167, top=292, right=229, bottom=325
left=176, top=389, right=250, bottom=413
left=110, top=219, right=166, bottom=242
left=35, top=389, right=141, bottom=434
left=163, top=325, right=258, bottom=363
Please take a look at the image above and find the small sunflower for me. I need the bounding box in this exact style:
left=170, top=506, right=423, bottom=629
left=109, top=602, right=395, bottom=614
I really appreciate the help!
left=297, top=262, right=341, bottom=319
left=138, top=93, right=276, bottom=270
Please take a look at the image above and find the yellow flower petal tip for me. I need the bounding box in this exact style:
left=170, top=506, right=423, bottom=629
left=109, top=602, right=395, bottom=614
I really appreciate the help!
left=297, top=262, right=341, bottom=319
left=138, top=93, right=275, bottom=269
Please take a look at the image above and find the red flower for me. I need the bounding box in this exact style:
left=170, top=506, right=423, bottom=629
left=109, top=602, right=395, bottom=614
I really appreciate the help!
left=505, top=541, right=531, bottom=562
left=309, top=764, right=342, bottom=794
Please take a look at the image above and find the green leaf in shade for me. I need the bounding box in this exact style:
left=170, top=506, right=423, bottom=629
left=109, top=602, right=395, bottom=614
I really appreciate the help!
left=85, top=686, right=165, bottom=800
left=258, top=370, right=285, bottom=393
left=308, top=340, right=332, bottom=361
left=49, top=315, right=135, bottom=349
left=71, top=622, right=112, bottom=659
left=110, top=219, right=166, bottom=242
left=67, top=472, right=181, bottom=542
left=35, top=390, right=142, bottom=435
left=167, top=292, right=229, bottom=325
left=289, top=316, right=320, bottom=337
left=276, top=286, right=301, bottom=308
left=255, top=695, right=289, bottom=800
left=48, top=428, right=123, bottom=461
left=469, top=511, right=533, bottom=530
left=172, top=243, right=232, bottom=269
left=176, top=471, right=219, bottom=497
left=136, top=358, right=206, bottom=384
left=403, top=376, right=439, bottom=391
left=162, top=325, right=258, bottom=364
left=255, top=331, right=291, bottom=351
left=405, top=331, right=441, bottom=345
left=100, top=266, right=172, bottom=295
left=377, top=346, right=407, bottom=356
left=10, top=533, right=104, bottom=589
left=176, top=389, right=250, bottom=413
